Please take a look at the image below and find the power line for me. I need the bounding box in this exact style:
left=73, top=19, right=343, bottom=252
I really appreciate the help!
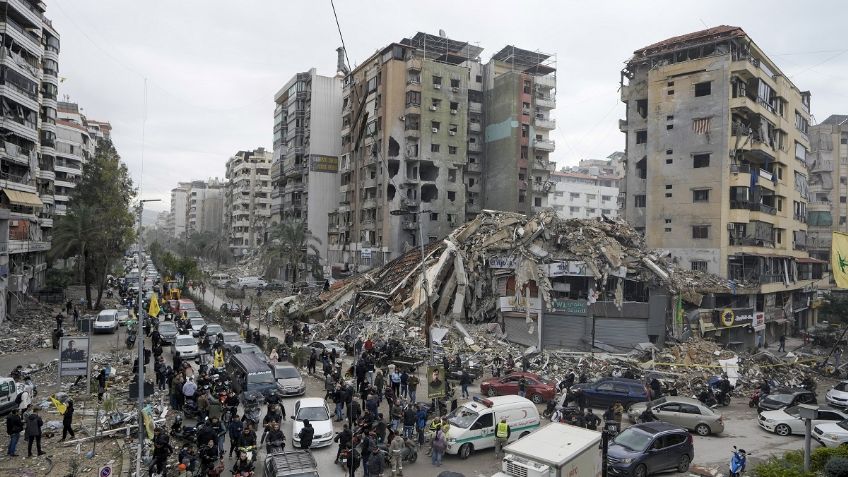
left=329, top=0, right=351, bottom=71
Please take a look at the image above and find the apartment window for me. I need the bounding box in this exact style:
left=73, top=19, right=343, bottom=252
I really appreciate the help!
left=521, top=124, right=529, bottom=138
left=666, top=158, right=673, bottom=164
left=795, top=142, right=807, bottom=162
left=430, top=213, right=439, bottom=221
left=570, top=192, right=580, bottom=199
left=692, top=225, right=709, bottom=239
left=405, top=91, right=421, bottom=106
left=693, top=153, right=711, bottom=168
left=518, top=190, right=526, bottom=203
left=694, top=81, right=712, bottom=97
left=555, top=191, right=564, bottom=197
left=469, top=155, right=477, bottom=164
left=842, top=216, right=847, bottom=226
left=586, top=208, right=596, bottom=214
left=432, top=75, right=442, bottom=87
left=523, top=80, right=531, bottom=94
left=666, top=115, right=674, bottom=121
left=635, top=195, right=646, bottom=207
left=522, top=102, right=531, bottom=112
left=448, top=191, right=456, bottom=201
left=475, top=75, right=482, bottom=83
left=636, top=130, right=647, bottom=144
left=468, top=178, right=475, bottom=187
left=693, top=189, right=710, bottom=202
left=667, top=124, right=674, bottom=130
left=665, top=185, right=672, bottom=190
left=520, top=147, right=528, bottom=159
left=668, top=89, right=674, bottom=95
left=570, top=207, right=580, bottom=213
left=636, top=99, right=648, bottom=119
left=534, top=197, right=542, bottom=207
left=449, top=101, right=459, bottom=111
left=665, top=219, right=672, bottom=224
left=665, top=227, right=672, bottom=233
left=666, top=149, right=673, bottom=155
left=691, top=261, right=708, bottom=272
left=450, top=78, right=460, bottom=88
left=587, top=194, right=597, bottom=200
left=795, top=111, right=809, bottom=135
left=443, top=145, right=455, bottom=155
left=602, top=209, right=611, bottom=215
left=841, top=196, right=847, bottom=204
left=448, top=169, right=456, bottom=182
left=602, top=195, right=612, bottom=201
left=431, top=144, right=440, bottom=153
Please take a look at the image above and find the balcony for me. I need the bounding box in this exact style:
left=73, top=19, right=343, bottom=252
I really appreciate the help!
left=618, top=119, right=628, bottom=131
left=468, top=142, right=482, bottom=152
left=36, top=169, right=54, bottom=181
left=534, top=118, right=556, bottom=130
left=53, top=194, right=69, bottom=203
left=469, top=122, right=481, bottom=132
left=7, top=0, right=44, bottom=29
left=811, top=159, right=833, bottom=173
left=0, top=118, right=37, bottom=142
left=362, top=198, right=377, bottom=209
left=39, top=194, right=53, bottom=205
left=2, top=19, right=41, bottom=56
left=8, top=240, right=49, bottom=253
left=533, top=139, right=556, bottom=152
left=0, top=171, right=34, bottom=193
left=535, top=96, right=556, bottom=109
left=808, top=200, right=831, bottom=211
left=468, top=102, right=482, bottom=114
left=535, top=75, right=555, bottom=88
left=39, top=217, right=52, bottom=228
left=0, top=84, right=37, bottom=112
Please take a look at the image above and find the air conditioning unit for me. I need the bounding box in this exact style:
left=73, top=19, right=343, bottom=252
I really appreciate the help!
left=10, top=220, right=18, bottom=226
left=449, top=131, right=456, bottom=136
left=432, top=128, right=439, bottom=133
left=434, top=84, right=441, bottom=90
left=452, top=87, right=459, bottom=93
left=429, top=106, right=438, bottom=111
left=399, top=116, right=406, bottom=121
left=450, top=109, right=458, bottom=115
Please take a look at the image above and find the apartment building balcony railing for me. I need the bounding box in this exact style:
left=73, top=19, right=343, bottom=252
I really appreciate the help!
left=533, top=139, right=555, bottom=152
left=2, top=18, right=40, bottom=56
left=362, top=198, right=377, bottom=209
left=534, top=118, right=556, bottom=130
left=468, top=142, right=482, bottom=152
left=468, top=122, right=481, bottom=132
left=748, top=203, right=776, bottom=215
left=1, top=117, right=37, bottom=142
left=535, top=96, right=556, bottom=109
left=468, top=102, right=482, bottom=114
left=811, top=159, right=834, bottom=173
left=535, top=75, right=555, bottom=88
left=8, top=0, right=43, bottom=28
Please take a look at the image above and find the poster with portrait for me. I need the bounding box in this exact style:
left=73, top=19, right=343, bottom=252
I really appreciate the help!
left=427, top=365, right=446, bottom=399
left=59, top=336, right=90, bottom=377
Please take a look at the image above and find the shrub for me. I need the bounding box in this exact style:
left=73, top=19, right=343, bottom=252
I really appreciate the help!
left=813, top=446, right=848, bottom=472
left=752, top=451, right=813, bottom=477
left=825, top=457, right=848, bottom=477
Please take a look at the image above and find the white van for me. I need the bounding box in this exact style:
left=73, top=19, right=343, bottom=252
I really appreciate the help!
left=445, top=395, right=541, bottom=459
left=210, top=273, right=232, bottom=287
left=237, top=276, right=267, bottom=289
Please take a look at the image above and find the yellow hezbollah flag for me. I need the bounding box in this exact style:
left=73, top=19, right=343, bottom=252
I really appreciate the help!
left=833, top=232, right=848, bottom=288
left=213, top=349, right=225, bottom=368
left=50, top=395, right=66, bottom=415
left=148, top=293, right=160, bottom=318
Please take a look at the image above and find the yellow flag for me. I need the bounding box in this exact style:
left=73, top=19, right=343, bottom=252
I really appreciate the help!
left=50, top=395, right=66, bottom=415
left=148, top=293, right=160, bottom=318
left=833, top=232, right=848, bottom=288
left=213, top=349, right=224, bottom=368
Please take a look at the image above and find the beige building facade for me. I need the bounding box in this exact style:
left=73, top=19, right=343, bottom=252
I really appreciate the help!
left=807, top=115, right=848, bottom=270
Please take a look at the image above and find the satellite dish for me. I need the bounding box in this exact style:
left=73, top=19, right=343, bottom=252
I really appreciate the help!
left=439, top=29, right=446, bottom=38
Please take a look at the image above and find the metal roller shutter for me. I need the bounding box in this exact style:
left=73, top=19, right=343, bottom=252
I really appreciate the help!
left=595, top=318, right=649, bottom=351
left=503, top=315, right=537, bottom=348
left=542, top=314, right=590, bottom=351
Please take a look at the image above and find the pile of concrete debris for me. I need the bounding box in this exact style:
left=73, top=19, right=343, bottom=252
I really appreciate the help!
left=0, top=298, right=60, bottom=355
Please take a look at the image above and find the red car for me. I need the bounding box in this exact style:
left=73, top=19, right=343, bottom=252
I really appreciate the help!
left=479, top=372, right=556, bottom=403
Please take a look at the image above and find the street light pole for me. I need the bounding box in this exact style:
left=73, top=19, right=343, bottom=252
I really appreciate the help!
left=136, top=198, right=160, bottom=476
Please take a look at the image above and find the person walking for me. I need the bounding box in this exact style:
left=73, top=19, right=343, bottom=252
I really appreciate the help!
left=389, top=433, right=406, bottom=476
left=60, top=400, right=75, bottom=441
left=390, top=369, right=401, bottom=396
left=24, top=408, right=44, bottom=457
left=778, top=334, right=786, bottom=352
left=6, top=409, right=22, bottom=457
left=96, top=369, right=107, bottom=403
left=298, top=419, right=314, bottom=450
left=460, top=370, right=472, bottom=399
left=408, top=373, right=419, bottom=403
left=495, top=417, right=511, bottom=458
left=431, top=427, right=446, bottom=467
left=518, top=376, right=528, bottom=398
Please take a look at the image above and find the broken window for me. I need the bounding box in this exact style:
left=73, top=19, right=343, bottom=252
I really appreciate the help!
left=521, top=124, right=529, bottom=138
left=635, top=195, right=646, bottom=207
left=691, top=261, right=707, bottom=272
left=523, top=80, right=531, bottom=94
left=694, top=81, right=712, bottom=97
left=431, top=98, right=441, bottom=109
left=449, top=101, right=459, bottom=112
left=518, top=190, right=526, bottom=203
left=693, top=153, right=710, bottom=168
left=636, top=99, right=648, bottom=119
left=468, top=178, right=475, bottom=187
left=449, top=124, right=458, bottom=134
left=520, top=147, right=528, bottom=159
left=447, top=190, right=456, bottom=201
left=387, top=184, right=396, bottom=200
left=635, top=130, right=647, bottom=144
left=692, top=225, right=710, bottom=239
left=469, top=155, right=477, bottom=164
left=534, top=197, right=542, bottom=207
left=450, top=78, right=460, bottom=88
left=448, top=146, right=457, bottom=154
left=420, top=161, right=439, bottom=181
left=476, top=75, right=482, bottom=83
left=636, top=156, right=647, bottom=179
left=432, top=75, right=442, bottom=86
left=430, top=213, right=439, bottom=221
left=448, top=169, right=457, bottom=182
left=421, top=184, right=438, bottom=202
left=693, top=189, right=710, bottom=202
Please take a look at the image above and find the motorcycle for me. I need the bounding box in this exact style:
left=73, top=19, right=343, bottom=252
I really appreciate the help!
left=170, top=415, right=197, bottom=441
left=125, top=329, right=136, bottom=349
left=266, top=440, right=285, bottom=454
left=379, top=440, right=418, bottom=465
left=237, top=445, right=256, bottom=463
left=729, top=446, right=748, bottom=477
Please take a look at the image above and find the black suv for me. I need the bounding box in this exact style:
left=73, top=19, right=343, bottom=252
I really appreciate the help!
left=572, top=377, right=649, bottom=409
left=607, top=422, right=694, bottom=477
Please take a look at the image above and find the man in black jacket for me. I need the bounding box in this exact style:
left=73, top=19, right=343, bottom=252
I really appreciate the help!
left=298, top=419, right=314, bottom=450
left=6, top=409, right=22, bottom=457
left=333, top=423, right=352, bottom=464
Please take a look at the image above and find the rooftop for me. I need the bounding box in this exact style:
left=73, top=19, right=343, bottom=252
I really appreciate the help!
left=821, top=115, right=848, bottom=126
left=633, top=25, right=746, bottom=57
left=490, top=45, right=556, bottom=75
left=399, top=32, right=483, bottom=65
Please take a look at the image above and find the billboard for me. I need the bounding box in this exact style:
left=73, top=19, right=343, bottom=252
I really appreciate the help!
left=309, top=155, right=339, bottom=173
left=427, top=365, right=446, bottom=399
left=59, top=336, right=90, bottom=377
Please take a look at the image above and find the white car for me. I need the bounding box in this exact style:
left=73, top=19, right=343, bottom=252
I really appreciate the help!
left=171, top=334, right=199, bottom=359
left=759, top=405, right=848, bottom=436
left=814, top=420, right=848, bottom=447
left=291, top=398, right=334, bottom=448
left=93, top=310, right=118, bottom=334
left=189, top=318, right=207, bottom=337
left=273, top=364, right=305, bottom=396
left=826, top=381, right=848, bottom=408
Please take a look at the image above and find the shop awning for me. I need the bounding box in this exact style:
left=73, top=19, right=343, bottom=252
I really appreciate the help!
left=2, top=190, right=43, bottom=208
left=796, top=257, right=827, bottom=264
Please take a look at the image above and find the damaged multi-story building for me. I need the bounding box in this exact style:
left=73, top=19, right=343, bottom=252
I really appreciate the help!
left=327, top=32, right=557, bottom=276
left=807, top=115, right=848, bottom=271
left=224, top=147, right=272, bottom=257
left=620, top=26, right=821, bottom=346
left=271, top=66, right=342, bottom=267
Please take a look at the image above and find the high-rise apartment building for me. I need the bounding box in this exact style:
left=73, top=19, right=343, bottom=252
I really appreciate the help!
left=548, top=171, right=619, bottom=220
left=482, top=46, right=557, bottom=215
left=224, top=148, right=272, bottom=256
left=326, top=32, right=556, bottom=273
left=0, top=3, right=61, bottom=320
left=271, top=68, right=342, bottom=263
left=620, top=26, right=819, bottom=333
left=807, top=115, right=848, bottom=268
left=55, top=101, right=94, bottom=216
left=168, top=182, right=189, bottom=239
left=186, top=179, right=224, bottom=236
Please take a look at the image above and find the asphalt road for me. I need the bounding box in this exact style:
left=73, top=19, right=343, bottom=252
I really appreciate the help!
left=4, top=320, right=821, bottom=477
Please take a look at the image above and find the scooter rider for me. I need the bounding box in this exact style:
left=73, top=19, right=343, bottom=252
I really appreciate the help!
left=264, top=421, right=285, bottom=454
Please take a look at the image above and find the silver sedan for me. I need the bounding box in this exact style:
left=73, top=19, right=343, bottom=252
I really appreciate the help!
left=628, top=396, right=725, bottom=436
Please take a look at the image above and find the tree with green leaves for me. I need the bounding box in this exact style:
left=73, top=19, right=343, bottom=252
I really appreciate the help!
left=51, top=139, right=136, bottom=308
left=186, top=230, right=231, bottom=268
left=262, top=219, right=322, bottom=283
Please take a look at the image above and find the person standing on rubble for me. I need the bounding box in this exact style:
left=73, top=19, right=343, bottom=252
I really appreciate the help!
left=505, top=354, right=515, bottom=372
left=24, top=408, right=44, bottom=458
left=408, top=373, right=419, bottom=403
left=60, top=399, right=75, bottom=441
left=778, top=334, right=786, bottom=352
left=96, top=369, right=107, bottom=403
left=521, top=354, right=530, bottom=372
left=518, top=376, right=528, bottom=398
left=460, top=370, right=472, bottom=399
left=374, top=370, right=385, bottom=401
left=307, top=349, right=318, bottom=375
left=390, top=369, right=401, bottom=397
left=6, top=408, right=22, bottom=457
left=492, top=355, right=503, bottom=377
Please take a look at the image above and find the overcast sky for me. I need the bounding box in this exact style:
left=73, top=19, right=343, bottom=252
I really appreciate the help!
left=50, top=0, right=848, bottom=212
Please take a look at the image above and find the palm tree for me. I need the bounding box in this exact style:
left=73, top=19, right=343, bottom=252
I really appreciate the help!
left=50, top=204, right=101, bottom=305
left=262, top=220, right=321, bottom=283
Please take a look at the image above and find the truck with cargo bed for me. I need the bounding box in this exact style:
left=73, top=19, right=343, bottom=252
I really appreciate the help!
left=492, top=422, right=601, bottom=477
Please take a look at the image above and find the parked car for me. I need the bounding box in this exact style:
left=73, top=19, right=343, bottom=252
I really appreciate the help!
left=220, top=332, right=242, bottom=350
left=273, top=364, right=305, bottom=396
left=826, top=381, right=848, bottom=408
left=172, top=334, right=200, bottom=359
left=205, top=324, right=224, bottom=340
left=607, top=422, right=694, bottom=477
left=303, top=340, right=347, bottom=358
left=758, top=389, right=817, bottom=412
left=759, top=405, right=848, bottom=436
left=291, top=398, right=334, bottom=448
left=230, top=343, right=267, bottom=363
left=93, top=310, right=119, bottom=334
left=178, top=299, right=197, bottom=312
left=479, top=372, right=556, bottom=404
left=189, top=318, right=207, bottom=337
left=814, top=420, right=848, bottom=447
left=158, top=321, right=179, bottom=345
left=572, top=377, right=649, bottom=409
left=628, top=396, right=724, bottom=436
left=116, top=308, right=130, bottom=326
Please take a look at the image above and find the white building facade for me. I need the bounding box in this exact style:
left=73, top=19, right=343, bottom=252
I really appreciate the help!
left=548, top=171, right=620, bottom=219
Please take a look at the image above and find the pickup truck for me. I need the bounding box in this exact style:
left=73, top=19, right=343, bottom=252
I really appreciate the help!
left=263, top=450, right=319, bottom=477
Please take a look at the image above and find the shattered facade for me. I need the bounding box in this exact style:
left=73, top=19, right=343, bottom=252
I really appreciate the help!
left=619, top=26, right=821, bottom=344
left=271, top=67, right=343, bottom=267
left=807, top=115, right=848, bottom=269
left=224, top=147, right=273, bottom=257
